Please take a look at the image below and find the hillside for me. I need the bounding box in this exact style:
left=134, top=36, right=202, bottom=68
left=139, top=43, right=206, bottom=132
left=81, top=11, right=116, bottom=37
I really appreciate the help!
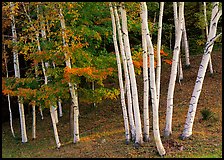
left=2, top=51, right=222, bottom=158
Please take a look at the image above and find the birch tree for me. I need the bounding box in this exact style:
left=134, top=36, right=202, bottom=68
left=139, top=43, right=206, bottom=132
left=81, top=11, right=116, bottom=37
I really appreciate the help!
left=109, top=2, right=130, bottom=143
left=164, top=2, right=184, bottom=137
left=22, top=2, right=61, bottom=145
left=10, top=2, right=28, bottom=143
left=31, top=102, right=36, bottom=139
left=140, top=2, right=150, bottom=142
left=173, top=2, right=183, bottom=82
left=156, top=2, right=164, bottom=105
left=3, top=42, right=15, bottom=138
left=182, top=16, right=190, bottom=67
left=114, top=4, right=136, bottom=141
left=120, top=2, right=142, bottom=146
left=58, top=5, right=80, bottom=143
left=141, top=2, right=166, bottom=156
left=181, top=2, right=222, bottom=139
left=203, top=2, right=213, bottom=74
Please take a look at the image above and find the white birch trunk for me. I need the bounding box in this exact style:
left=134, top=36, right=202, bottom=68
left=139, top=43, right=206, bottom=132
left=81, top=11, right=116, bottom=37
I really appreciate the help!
left=59, top=7, right=80, bottom=143
left=3, top=44, right=15, bottom=138
left=174, top=2, right=184, bottom=82
left=120, top=2, right=142, bottom=146
left=39, top=106, right=44, bottom=120
left=73, top=84, right=80, bottom=143
left=58, top=99, right=63, bottom=117
left=7, top=94, right=15, bottom=137
left=156, top=2, right=164, bottom=105
left=164, top=2, right=184, bottom=137
left=50, top=107, right=61, bottom=148
left=178, top=55, right=183, bottom=82
left=18, top=97, right=28, bottom=143
left=51, top=106, right=59, bottom=124
left=140, top=2, right=150, bottom=143
left=114, top=4, right=136, bottom=141
left=109, top=3, right=130, bottom=143
left=10, top=2, right=28, bottom=143
left=32, top=103, right=36, bottom=139
left=92, top=82, right=96, bottom=107
left=181, top=2, right=222, bottom=139
left=182, top=18, right=190, bottom=67
left=203, top=2, right=213, bottom=74
left=141, top=2, right=166, bottom=156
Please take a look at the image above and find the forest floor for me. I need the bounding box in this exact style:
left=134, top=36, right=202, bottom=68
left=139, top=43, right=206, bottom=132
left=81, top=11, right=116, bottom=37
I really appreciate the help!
left=2, top=51, right=222, bottom=158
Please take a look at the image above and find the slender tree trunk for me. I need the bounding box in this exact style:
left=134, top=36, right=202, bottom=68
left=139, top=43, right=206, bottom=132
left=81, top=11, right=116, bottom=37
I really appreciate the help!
left=120, top=2, right=142, bottom=146
left=182, top=17, right=190, bottom=67
left=51, top=106, right=59, bottom=124
left=141, top=2, right=166, bottom=156
left=58, top=99, right=63, bottom=117
left=39, top=106, right=44, bottom=120
left=164, top=2, right=184, bottom=137
left=10, top=2, right=28, bottom=143
left=178, top=54, right=183, bottom=82
left=32, top=102, right=36, bottom=139
left=181, top=2, right=222, bottom=139
left=59, top=6, right=80, bottom=143
left=50, top=107, right=61, bottom=148
left=109, top=2, right=130, bottom=144
left=114, top=4, right=136, bottom=141
left=92, top=82, right=96, bottom=107
left=203, top=2, right=213, bottom=74
left=174, top=2, right=184, bottom=82
left=3, top=43, right=15, bottom=138
left=156, top=2, right=164, bottom=105
left=140, top=3, right=150, bottom=142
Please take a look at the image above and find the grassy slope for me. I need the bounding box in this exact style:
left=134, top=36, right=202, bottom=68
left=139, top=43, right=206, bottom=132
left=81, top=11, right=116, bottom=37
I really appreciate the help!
left=2, top=51, right=222, bottom=158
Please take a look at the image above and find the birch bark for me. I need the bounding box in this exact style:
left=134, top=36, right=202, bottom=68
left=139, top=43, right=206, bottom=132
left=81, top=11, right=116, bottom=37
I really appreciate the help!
left=50, top=107, right=61, bottom=148
left=10, top=2, right=28, bottom=143
left=32, top=102, right=36, bottom=139
left=114, top=4, right=136, bottom=141
left=3, top=43, right=15, bottom=138
left=141, top=2, right=166, bottom=156
left=59, top=6, right=80, bottom=143
left=173, top=2, right=183, bottom=82
left=164, top=2, right=184, bottom=137
left=140, top=2, right=150, bottom=142
left=181, top=2, right=222, bottom=139
left=203, top=2, right=213, bottom=74
left=109, top=2, right=130, bottom=143
left=156, top=2, right=164, bottom=105
left=120, top=2, right=142, bottom=146
left=182, top=17, right=190, bottom=67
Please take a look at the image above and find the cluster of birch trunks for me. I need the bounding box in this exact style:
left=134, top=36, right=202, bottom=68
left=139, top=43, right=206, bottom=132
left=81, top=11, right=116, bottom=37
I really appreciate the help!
left=6, top=2, right=221, bottom=156
left=109, top=2, right=222, bottom=156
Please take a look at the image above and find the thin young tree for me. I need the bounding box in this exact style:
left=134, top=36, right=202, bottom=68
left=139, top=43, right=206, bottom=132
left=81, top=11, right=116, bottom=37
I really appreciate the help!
left=182, top=16, right=190, bottom=67
left=23, top=2, right=61, bottom=145
left=164, top=2, right=184, bottom=137
left=58, top=5, right=80, bottom=143
left=10, top=2, right=28, bottom=143
left=156, top=2, right=164, bottom=105
left=31, top=101, right=36, bottom=139
left=181, top=2, right=222, bottom=139
left=109, top=2, right=130, bottom=144
left=173, top=2, right=184, bottom=82
left=141, top=2, right=166, bottom=156
left=140, top=2, right=150, bottom=142
left=113, top=4, right=136, bottom=141
left=203, top=2, right=213, bottom=74
left=120, top=2, right=142, bottom=146
left=3, top=42, right=15, bottom=138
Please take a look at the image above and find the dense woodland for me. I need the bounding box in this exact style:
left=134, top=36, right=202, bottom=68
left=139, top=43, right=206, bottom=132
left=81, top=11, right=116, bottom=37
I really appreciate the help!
left=2, top=2, right=222, bottom=158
